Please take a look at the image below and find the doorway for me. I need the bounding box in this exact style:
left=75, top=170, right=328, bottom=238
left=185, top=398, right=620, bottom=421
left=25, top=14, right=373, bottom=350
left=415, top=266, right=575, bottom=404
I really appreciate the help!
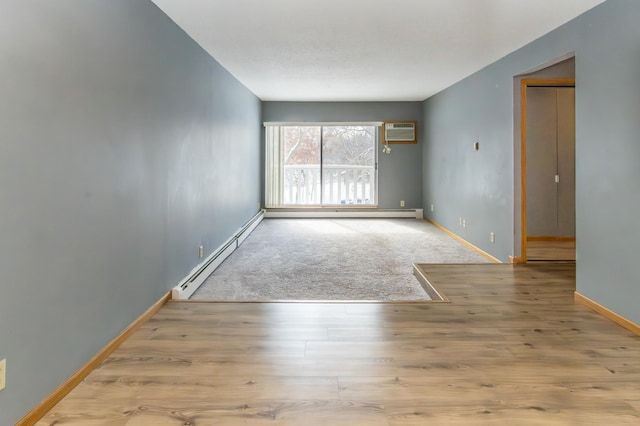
left=521, top=79, right=576, bottom=262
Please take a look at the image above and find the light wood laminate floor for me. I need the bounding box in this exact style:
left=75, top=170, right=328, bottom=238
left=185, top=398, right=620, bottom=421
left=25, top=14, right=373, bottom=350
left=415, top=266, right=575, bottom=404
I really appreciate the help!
left=39, top=264, right=640, bottom=425
left=527, top=240, right=576, bottom=261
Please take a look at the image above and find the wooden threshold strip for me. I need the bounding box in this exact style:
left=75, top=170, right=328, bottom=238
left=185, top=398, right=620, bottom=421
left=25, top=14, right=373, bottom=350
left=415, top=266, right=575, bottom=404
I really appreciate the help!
left=575, top=291, right=640, bottom=336
left=16, top=290, right=172, bottom=426
left=527, top=236, right=576, bottom=242
left=172, top=299, right=438, bottom=304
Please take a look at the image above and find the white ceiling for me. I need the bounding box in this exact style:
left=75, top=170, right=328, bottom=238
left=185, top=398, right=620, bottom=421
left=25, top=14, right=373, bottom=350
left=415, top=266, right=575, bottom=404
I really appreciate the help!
left=150, top=0, right=605, bottom=102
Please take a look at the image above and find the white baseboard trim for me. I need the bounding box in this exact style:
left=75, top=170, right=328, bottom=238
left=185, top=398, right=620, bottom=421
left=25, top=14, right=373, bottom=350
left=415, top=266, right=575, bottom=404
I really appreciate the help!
left=172, top=210, right=265, bottom=300
left=266, top=208, right=424, bottom=219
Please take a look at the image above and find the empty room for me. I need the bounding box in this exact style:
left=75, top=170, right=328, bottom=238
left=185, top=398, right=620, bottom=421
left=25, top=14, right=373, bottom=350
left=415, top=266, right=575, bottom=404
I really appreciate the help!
left=1, top=1, right=639, bottom=425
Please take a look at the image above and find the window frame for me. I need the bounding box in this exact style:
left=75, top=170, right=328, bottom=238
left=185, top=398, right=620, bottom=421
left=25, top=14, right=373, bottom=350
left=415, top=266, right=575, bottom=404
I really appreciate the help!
left=264, top=122, right=382, bottom=208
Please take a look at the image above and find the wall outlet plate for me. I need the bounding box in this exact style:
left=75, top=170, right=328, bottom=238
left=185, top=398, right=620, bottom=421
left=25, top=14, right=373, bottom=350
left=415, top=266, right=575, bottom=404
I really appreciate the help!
left=490, top=232, right=495, bottom=243
left=400, top=200, right=405, bottom=207
left=199, top=245, right=204, bottom=259
left=0, top=358, right=6, bottom=391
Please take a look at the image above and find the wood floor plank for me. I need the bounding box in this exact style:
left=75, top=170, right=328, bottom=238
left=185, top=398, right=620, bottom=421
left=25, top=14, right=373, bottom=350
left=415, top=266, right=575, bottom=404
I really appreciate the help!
left=38, top=263, right=640, bottom=425
left=148, top=325, right=329, bottom=341
left=116, top=339, right=307, bottom=359
left=187, top=356, right=401, bottom=377
left=76, top=375, right=340, bottom=402
left=527, top=239, right=576, bottom=261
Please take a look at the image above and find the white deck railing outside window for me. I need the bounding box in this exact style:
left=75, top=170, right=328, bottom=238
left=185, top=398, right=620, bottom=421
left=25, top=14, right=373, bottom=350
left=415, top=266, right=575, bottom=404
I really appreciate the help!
left=283, top=164, right=374, bottom=205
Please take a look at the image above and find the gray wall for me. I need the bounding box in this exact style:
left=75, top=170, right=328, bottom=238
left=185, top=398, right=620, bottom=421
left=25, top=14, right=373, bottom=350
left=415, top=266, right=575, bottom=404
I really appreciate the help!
left=422, top=0, right=640, bottom=323
left=262, top=102, right=423, bottom=209
left=0, top=1, right=261, bottom=424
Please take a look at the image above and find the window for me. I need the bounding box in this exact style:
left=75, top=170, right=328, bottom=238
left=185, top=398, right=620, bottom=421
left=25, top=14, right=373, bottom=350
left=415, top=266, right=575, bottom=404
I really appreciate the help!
left=265, top=123, right=379, bottom=207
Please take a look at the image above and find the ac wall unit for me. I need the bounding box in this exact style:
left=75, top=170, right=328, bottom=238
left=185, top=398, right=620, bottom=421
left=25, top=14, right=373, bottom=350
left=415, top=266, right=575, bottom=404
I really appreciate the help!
left=384, top=121, right=417, bottom=143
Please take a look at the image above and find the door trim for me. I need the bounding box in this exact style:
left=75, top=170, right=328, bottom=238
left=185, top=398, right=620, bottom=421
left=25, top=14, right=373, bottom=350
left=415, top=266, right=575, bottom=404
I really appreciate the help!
left=520, top=78, right=575, bottom=262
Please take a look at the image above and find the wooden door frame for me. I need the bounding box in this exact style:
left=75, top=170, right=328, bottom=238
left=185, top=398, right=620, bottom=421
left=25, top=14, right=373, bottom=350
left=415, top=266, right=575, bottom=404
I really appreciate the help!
left=520, top=78, right=575, bottom=262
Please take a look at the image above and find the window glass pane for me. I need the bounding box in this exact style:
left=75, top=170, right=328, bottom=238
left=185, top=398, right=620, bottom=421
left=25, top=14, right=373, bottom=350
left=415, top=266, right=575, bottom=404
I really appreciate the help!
left=322, top=126, right=376, bottom=205
left=282, top=126, right=321, bottom=205
left=265, top=124, right=378, bottom=207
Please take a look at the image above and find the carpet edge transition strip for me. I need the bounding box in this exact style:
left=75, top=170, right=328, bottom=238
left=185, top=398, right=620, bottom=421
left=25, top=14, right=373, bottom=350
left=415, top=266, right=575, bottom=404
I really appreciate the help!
left=412, top=264, right=450, bottom=303
left=169, top=299, right=438, bottom=304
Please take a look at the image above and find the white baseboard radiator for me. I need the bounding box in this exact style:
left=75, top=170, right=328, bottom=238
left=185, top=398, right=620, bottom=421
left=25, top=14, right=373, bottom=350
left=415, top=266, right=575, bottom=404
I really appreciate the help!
left=172, top=210, right=265, bottom=299
left=265, top=208, right=424, bottom=219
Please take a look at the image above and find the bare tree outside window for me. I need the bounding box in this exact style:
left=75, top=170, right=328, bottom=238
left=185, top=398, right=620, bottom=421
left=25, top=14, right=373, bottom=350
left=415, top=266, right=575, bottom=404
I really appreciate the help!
left=322, top=126, right=375, bottom=204
left=283, top=126, right=321, bottom=204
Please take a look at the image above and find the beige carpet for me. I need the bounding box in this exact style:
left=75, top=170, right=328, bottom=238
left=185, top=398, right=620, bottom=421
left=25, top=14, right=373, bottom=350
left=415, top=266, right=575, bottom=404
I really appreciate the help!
left=191, top=218, right=491, bottom=301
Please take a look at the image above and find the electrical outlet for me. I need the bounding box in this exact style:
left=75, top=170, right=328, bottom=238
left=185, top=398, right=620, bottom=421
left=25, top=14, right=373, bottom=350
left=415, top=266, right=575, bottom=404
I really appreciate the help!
left=0, top=358, right=6, bottom=391
left=198, top=245, right=204, bottom=259
left=430, top=204, right=434, bottom=212
left=490, top=232, right=495, bottom=243
left=400, top=200, right=405, bottom=207
left=462, top=219, right=466, bottom=228
left=459, top=217, right=463, bottom=226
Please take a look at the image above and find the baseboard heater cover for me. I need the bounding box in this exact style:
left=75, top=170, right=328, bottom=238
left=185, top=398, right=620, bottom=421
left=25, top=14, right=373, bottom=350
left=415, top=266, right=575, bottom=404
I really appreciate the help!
left=266, top=209, right=424, bottom=219
left=172, top=210, right=265, bottom=299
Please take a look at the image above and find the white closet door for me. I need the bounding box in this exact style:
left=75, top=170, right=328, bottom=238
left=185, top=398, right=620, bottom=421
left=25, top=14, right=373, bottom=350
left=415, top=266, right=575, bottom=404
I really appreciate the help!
left=526, top=86, right=576, bottom=238
left=526, top=87, right=559, bottom=236
left=557, top=87, right=576, bottom=237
